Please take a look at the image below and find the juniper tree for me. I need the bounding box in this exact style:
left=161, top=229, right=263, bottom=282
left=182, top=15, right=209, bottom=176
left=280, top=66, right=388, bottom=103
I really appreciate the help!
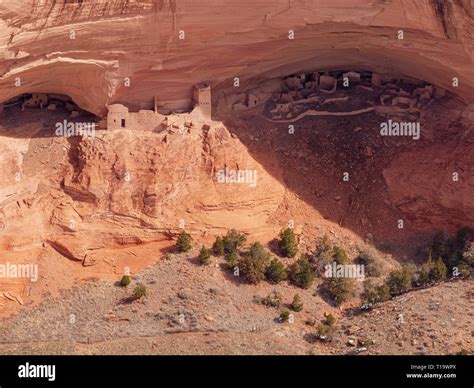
left=176, top=231, right=191, bottom=253
left=265, top=258, right=288, bottom=283
left=212, top=236, right=225, bottom=256
left=222, top=229, right=246, bottom=254
left=289, top=294, right=303, bottom=312
left=198, top=246, right=211, bottom=265
left=119, top=275, right=131, bottom=287
left=279, top=227, right=298, bottom=258
left=289, top=256, right=315, bottom=289
left=239, top=242, right=271, bottom=284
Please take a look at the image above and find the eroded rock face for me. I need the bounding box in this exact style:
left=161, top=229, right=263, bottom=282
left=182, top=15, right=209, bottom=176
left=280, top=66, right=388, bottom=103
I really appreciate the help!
left=383, top=141, right=474, bottom=231
left=0, top=0, right=473, bottom=116
left=0, top=117, right=285, bottom=263
left=56, top=123, right=285, bottom=241
left=0, top=114, right=287, bottom=316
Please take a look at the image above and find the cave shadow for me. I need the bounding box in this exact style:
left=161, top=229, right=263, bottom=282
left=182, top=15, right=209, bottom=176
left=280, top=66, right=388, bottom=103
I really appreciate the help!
left=216, top=95, right=458, bottom=259
left=0, top=103, right=100, bottom=139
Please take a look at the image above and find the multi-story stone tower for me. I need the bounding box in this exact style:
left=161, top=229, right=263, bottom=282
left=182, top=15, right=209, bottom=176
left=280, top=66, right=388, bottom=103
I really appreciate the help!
left=193, top=82, right=211, bottom=119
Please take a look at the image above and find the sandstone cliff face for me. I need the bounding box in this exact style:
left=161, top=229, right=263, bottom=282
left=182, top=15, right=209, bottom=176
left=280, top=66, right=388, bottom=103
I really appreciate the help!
left=55, top=123, right=285, bottom=245
left=0, top=1, right=473, bottom=319
left=0, top=113, right=288, bottom=316
left=1, top=0, right=473, bottom=116
left=383, top=142, right=474, bottom=230
left=0, top=119, right=286, bottom=261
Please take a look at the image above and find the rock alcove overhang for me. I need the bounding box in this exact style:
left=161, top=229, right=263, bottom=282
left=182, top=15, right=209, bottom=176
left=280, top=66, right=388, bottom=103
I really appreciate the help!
left=1, top=46, right=470, bottom=119
left=0, top=0, right=472, bottom=116
left=1, top=90, right=100, bottom=125
left=212, top=42, right=472, bottom=106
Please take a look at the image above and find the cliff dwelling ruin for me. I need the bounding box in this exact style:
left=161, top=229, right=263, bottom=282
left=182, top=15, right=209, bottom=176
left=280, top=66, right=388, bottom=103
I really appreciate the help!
left=105, top=82, right=212, bottom=131
left=0, top=0, right=473, bottom=364
left=1, top=81, right=214, bottom=135
left=223, top=70, right=447, bottom=124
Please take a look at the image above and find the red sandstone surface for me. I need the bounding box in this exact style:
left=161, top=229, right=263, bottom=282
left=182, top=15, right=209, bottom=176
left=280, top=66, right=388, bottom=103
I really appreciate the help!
left=0, top=1, right=472, bottom=355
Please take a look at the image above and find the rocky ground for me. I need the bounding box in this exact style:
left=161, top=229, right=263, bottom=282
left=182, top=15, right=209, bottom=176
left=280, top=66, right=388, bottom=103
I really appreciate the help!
left=0, top=250, right=471, bottom=355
